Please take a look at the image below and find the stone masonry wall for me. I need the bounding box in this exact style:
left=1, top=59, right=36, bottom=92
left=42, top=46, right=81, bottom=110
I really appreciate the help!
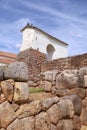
left=28, top=67, right=87, bottom=129
left=16, top=48, right=87, bottom=77
left=41, top=53, right=87, bottom=72
left=16, top=48, right=47, bottom=77
left=0, top=78, right=81, bottom=130
left=0, top=61, right=87, bottom=129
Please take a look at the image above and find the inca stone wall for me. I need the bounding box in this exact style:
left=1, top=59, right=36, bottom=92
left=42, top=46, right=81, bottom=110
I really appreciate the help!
left=0, top=61, right=87, bottom=129
left=41, top=53, right=87, bottom=72
left=16, top=48, right=87, bottom=77
left=16, top=48, right=47, bottom=77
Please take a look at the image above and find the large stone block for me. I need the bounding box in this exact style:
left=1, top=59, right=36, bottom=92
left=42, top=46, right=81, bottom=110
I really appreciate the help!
left=73, top=115, right=81, bottom=130
left=13, top=82, right=29, bottom=103
left=80, top=97, right=87, bottom=125
left=57, top=120, right=73, bottom=130
left=56, top=70, right=79, bottom=89
left=69, top=88, right=86, bottom=99
left=63, top=94, right=82, bottom=116
left=55, top=89, right=69, bottom=97
left=7, top=119, right=21, bottom=130
left=80, top=109, right=87, bottom=126
left=57, top=99, right=74, bottom=119
left=4, top=61, right=29, bottom=81
left=35, top=112, right=51, bottom=130
left=47, top=104, right=61, bottom=124
left=44, top=81, right=52, bottom=92
left=41, top=97, right=59, bottom=110
left=42, top=71, right=53, bottom=81
left=0, top=101, right=16, bottom=128
left=7, top=117, right=35, bottom=130
left=1, top=81, right=14, bottom=102
left=79, top=67, right=87, bottom=87
left=20, top=116, right=35, bottom=130
left=16, top=100, right=42, bottom=118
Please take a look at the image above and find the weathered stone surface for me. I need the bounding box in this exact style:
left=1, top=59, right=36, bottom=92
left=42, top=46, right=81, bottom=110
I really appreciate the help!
left=28, top=81, right=33, bottom=87
left=79, top=66, right=87, bottom=87
left=84, top=75, right=87, bottom=88
left=80, top=109, right=87, bottom=126
left=43, top=70, right=58, bottom=82
left=0, top=128, right=6, bottom=130
left=63, top=94, right=82, bottom=116
left=0, top=93, right=6, bottom=104
left=80, top=97, right=87, bottom=125
left=51, top=124, right=57, bottom=130
left=5, top=79, right=15, bottom=86
left=57, top=120, right=73, bottom=130
left=73, top=115, right=81, bottom=130
left=0, top=101, right=16, bottom=128
left=43, top=71, right=53, bottom=81
left=4, top=61, right=29, bottom=81
left=55, top=89, right=69, bottom=97
left=35, top=112, right=51, bottom=130
left=20, top=116, right=35, bottom=130
left=41, top=96, right=59, bottom=110
left=82, top=97, right=87, bottom=110
left=69, top=88, right=86, bottom=99
left=81, top=125, right=87, bottom=130
left=16, top=100, right=42, bottom=118
left=8, top=115, right=34, bottom=130
left=44, top=81, right=52, bottom=92
left=13, top=82, right=29, bottom=103
left=11, top=103, right=19, bottom=111
left=7, top=119, right=21, bottom=130
left=47, top=104, right=61, bottom=124
left=57, top=99, right=74, bottom=119
left=1, top=81, right=14, bottom=102
left=52, top=70, right=59, bottom=81
left=0, top=67, right=4, bottom=81
left=56, top=70, right=79, bottom=89
left=33, top=76, right=40, bottom=83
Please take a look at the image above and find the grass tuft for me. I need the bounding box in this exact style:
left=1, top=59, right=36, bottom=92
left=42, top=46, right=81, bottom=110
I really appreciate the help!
left=29, top=88, right=44, bottom=93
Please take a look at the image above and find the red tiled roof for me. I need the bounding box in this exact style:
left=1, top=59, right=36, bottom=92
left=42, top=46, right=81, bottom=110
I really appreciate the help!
left=0, top=51, right=17, bottom=59
left=0, top=51, right=17, bottom=64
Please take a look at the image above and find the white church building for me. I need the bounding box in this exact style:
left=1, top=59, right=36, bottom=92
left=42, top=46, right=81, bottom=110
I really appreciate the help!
left=20, top=24, right=68, bottom=61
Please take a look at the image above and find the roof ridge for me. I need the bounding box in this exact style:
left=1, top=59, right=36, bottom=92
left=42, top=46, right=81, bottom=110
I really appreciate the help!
left=20, top=24, right=68, bottom=46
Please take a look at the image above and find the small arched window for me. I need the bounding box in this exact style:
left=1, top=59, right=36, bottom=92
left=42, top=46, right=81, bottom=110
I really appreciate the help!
left=46, top=44, right=55, bottom=61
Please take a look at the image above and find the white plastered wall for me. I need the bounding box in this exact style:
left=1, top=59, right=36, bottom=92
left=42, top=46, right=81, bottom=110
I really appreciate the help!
left=20, top=28, right=68, bottom=60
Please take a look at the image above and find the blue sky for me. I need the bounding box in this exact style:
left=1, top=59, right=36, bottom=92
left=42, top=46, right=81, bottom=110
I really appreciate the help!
left=0, top=0, right=87, bottom=56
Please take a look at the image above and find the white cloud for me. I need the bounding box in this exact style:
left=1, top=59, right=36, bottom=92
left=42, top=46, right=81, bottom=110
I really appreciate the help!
left=19, top=0, right=87, bottom=24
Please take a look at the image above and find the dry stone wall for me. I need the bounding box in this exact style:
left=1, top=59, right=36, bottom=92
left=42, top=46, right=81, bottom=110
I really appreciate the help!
left=28, top=67, right=87, bottom=129
left=41, top=53, right=87, bottom=72
left=0, top=62, right=87, bottom=130
left=16, top=48, right=47, bottom=77
left=0, top=79, right=82, bottom=130
left=16, top=48, right=87, bottom=78
left=0, top=59, right=87, bottom=129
